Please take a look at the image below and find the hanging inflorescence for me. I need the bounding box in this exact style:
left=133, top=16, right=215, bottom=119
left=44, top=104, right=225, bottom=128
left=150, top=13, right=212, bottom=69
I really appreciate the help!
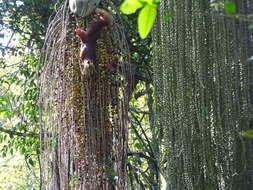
left=39, top=1, right=131, bottom=189
left=153, top=0, right=253, bottom=189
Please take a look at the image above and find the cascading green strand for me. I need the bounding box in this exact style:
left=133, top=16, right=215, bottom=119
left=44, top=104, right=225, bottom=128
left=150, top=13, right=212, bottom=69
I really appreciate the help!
left=153, top=0, right=253, bottom=189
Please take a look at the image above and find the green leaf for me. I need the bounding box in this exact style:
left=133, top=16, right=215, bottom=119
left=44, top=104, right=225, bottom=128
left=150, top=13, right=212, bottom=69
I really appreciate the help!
left=0, top=111, right=7, bottom=120
left=135, top=143, right=143, bottom=149
left=138, top=4, right=157, bottom=39
left=108, top=168, right=116, bottom=177
left=224, top=2, right=236, bottom=14
left=10, top=148, right=13, bottom=155
left=242, top=130, right=253, bottom=139
left=28, top=158, right=35, bottom=167
left=145, top=0, right=154, bottom=6
left=128, top=157, right=134, bottom=162
left=2, top=152, right=6, bottom=157
left=120, top=0, right=143, bottom=15
left=163, top=13, right=173, bottom=22
left=249, top=24, right=253, bottom=30
left=21, top=147, right=26, bottom=154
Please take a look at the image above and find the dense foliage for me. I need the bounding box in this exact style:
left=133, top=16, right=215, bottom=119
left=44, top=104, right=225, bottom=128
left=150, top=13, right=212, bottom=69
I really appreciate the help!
left=0, top=0, right=54, bottom=187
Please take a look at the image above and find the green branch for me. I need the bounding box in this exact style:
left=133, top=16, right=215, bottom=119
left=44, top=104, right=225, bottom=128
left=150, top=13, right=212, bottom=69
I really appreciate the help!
left=0, top=126, right=39, bottom=138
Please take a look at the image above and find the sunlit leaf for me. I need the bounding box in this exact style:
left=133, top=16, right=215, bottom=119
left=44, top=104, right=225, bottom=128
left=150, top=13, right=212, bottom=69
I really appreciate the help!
left=145, top=0, right=155, bottom=6
left=0, top=112, right=7, bottom=120
left=224, top=2, right=236, bottom=14
left=120, top=0, right=143, bottom=14
left=242, top=130, right=253, bottom=139
left=138, top=4, right=157, bottom=39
